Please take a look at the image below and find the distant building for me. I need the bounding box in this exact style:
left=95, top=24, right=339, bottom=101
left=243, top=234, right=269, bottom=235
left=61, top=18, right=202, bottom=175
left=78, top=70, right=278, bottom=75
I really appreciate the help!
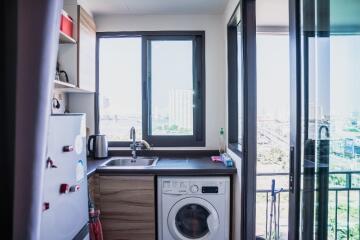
left=343, top=137, right=360, bottom=158
left=169, top=89, right=193, bottom=131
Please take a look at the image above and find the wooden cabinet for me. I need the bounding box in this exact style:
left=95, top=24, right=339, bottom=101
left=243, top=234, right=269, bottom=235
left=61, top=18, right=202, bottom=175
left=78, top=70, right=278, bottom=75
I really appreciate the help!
left=88, top=173, right=100, bottom=207
left=98, top=175, right=156, bottom=240
left=77, top=6, right=96, bottom=92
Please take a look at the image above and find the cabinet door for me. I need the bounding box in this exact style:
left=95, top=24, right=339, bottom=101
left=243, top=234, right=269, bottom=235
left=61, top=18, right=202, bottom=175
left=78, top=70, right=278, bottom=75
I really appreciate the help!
left=99, top=175, right=155, bottom=240
left=77, top=6, right=96, bottom=92
left=88, top=173, right=100, bottom=208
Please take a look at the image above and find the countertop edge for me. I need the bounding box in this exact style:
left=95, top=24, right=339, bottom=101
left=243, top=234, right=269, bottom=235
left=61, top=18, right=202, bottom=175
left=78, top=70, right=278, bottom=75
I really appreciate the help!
left=94, top=168, right=237, bottom=175
left=87, top=157, right=237, bottom=177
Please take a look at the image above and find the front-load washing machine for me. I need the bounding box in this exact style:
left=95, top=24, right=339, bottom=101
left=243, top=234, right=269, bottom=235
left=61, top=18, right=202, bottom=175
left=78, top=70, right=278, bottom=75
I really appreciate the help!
left=158, top=176, right=230, bottom=240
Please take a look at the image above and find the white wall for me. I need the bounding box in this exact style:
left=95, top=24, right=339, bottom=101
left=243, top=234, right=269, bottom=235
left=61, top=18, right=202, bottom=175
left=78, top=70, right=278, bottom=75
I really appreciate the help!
left=222, top=0, right=242, bottom=239
left=93, top=14, right=226, bottom=149
left=71, top=8, right=243, bottom=237
left=68, top=93, right=95, bottom=137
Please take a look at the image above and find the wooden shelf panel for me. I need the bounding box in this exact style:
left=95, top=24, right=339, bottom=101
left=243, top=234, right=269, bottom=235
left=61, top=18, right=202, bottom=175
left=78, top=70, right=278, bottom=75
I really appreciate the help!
left=59, top=31, right=76, bottom=44
left=54, top=80, right=93, bottom=93
left=54, top=80, right=75, bottom=88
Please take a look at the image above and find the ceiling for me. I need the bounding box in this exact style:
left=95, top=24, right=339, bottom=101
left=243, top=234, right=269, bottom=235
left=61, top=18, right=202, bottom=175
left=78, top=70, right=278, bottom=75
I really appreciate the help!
left=80, top=0, right=230, bottom=16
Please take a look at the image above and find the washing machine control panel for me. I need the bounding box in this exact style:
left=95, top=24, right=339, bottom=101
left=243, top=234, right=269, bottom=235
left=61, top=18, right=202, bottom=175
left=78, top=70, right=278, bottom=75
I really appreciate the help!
left=190, top=184, right=199, bottom=193
left=162, top=179, right=225, bottom=195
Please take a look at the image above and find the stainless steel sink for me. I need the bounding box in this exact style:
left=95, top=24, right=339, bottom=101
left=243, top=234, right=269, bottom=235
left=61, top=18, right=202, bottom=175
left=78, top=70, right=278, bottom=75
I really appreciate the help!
left=102, top=156, right=158, bottom=168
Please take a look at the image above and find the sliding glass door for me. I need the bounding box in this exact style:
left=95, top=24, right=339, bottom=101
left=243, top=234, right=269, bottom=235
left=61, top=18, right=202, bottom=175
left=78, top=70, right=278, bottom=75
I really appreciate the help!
left=230, top=1, right=360, bottom=239
left=298, top=0, right=360, bottom=239
left=255, top=1, right=291, bottom=239
left=256, top=33, right=291, bottom=240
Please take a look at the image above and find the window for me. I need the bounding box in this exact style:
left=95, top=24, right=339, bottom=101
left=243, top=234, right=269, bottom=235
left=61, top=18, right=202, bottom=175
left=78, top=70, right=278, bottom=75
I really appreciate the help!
left=255, top=32, right=290, bottom=239
left=227, top=5, right=243, bottom=154
left=98, top=37, right=142, bottom=141
left=150, top=40, right=194, bottom=136
left=96, top=32, right=205, bottom=147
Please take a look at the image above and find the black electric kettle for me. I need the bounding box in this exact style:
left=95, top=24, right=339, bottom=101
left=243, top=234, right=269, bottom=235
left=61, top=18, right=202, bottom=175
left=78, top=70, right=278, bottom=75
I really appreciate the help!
left=87, top=134, right=108, bottom=159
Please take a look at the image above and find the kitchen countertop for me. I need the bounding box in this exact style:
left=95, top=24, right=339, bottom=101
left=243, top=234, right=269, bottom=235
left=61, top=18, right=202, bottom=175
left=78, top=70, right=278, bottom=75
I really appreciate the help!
left=87, top=156, right=237, bottom=177
left=87, top=158, right=109, bottom=176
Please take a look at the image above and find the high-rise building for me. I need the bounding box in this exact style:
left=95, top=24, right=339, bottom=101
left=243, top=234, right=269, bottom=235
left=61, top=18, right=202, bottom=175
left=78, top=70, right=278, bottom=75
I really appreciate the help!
left=169, top=89, right=193, bottom=132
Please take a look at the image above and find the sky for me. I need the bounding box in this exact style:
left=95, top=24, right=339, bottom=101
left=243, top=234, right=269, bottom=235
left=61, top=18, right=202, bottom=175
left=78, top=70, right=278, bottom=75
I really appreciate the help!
left=99, top=37, right=142, bottom=117
left=99, top=37, right=193, bottom=118
left=99, top=34, right=360, bottom=129
left=256, top=34, right=290, bottom=121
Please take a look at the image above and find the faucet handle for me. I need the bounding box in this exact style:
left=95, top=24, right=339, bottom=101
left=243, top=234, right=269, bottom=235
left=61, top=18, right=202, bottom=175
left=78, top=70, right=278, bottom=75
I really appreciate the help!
left=139, top=140, right=151, bottom=150
left=130, top=143, right=137, bottom=149
left=130, top=142, right=141, bottom=150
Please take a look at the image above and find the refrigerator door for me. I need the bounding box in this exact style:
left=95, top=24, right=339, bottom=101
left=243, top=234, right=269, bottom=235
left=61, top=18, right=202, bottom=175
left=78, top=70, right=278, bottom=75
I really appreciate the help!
left=40, top=114, right=89, bottom=240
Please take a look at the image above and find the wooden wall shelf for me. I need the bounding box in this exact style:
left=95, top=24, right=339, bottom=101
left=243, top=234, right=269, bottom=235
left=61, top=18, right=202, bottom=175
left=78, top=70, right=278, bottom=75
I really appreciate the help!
left=54, top=80, right=92, bottom=93
left=59, top=31, right=76, bottom=44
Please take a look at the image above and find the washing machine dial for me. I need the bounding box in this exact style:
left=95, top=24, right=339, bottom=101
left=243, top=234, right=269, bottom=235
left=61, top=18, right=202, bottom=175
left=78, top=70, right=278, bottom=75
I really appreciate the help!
left=190, top=184, right=199, bottom=193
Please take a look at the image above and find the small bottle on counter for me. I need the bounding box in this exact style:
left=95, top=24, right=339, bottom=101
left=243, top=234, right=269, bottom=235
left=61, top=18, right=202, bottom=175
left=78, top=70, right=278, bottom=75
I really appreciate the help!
left=219, top=127, right=225, bottom=154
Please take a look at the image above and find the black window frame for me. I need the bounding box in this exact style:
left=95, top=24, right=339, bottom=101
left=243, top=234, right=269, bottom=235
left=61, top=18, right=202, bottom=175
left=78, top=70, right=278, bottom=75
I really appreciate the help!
left=227, top=5, right=243, bottom=156
left=227, top=2, right=258, bottom=240
left=95, top=31, right=206, bottom=147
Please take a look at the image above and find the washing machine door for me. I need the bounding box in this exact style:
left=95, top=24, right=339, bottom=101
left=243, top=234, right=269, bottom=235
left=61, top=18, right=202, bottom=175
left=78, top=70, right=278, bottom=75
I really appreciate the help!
left=167, top=197, right=219, bottom=240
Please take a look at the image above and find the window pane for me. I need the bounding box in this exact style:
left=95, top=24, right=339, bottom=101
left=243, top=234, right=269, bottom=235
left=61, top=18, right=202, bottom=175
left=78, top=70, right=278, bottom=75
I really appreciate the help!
left=237, top=23, right=243, bottom=147
left=255, top=34, right=290, bottom=239
left=98, top=37, right=142, bottom=141
left=150, top=40, right=194, bottom=135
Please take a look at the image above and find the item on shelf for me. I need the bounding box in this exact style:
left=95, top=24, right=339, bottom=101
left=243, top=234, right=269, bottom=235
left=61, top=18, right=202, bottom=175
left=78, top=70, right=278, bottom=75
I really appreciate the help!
left=220, top=153, right=234, bottom=167
left=211, top=154, right=234, bottom=168
left=55, top=62, right=60, bottom=81
left=60, top=10, right=73, bottom=38
left=211, top=156, right=222, bottom=162
left=56, top=62, right=69, bottom=83
left=59, top=70, right=69, bottom=83
left=55, top=71, right=60, bottom=81
left=52, top=98, right=60, bottom=109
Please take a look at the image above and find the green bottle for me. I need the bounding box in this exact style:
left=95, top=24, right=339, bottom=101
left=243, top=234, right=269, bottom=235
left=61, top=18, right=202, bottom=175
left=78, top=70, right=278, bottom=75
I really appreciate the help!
left=219, top=128, right=225, bottom=154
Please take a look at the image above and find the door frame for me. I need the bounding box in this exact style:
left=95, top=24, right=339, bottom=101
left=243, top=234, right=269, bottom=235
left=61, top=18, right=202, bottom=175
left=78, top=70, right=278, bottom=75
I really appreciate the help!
left=229, top=0, right=302, bottom=239
left=240, top=0, right=257, bottom=239
left=288, top=0, right=302, bottom=239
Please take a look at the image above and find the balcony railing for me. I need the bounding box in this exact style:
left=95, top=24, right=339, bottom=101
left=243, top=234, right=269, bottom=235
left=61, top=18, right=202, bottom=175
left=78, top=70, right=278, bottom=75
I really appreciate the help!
left=256, top=171, right=360, bottom=240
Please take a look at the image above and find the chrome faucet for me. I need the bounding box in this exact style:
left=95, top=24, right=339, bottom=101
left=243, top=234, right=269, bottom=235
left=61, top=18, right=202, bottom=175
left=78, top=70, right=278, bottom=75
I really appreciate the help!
left=130, top=127, right=137, bottom=158
left=130, top=127, right=151, bottom=159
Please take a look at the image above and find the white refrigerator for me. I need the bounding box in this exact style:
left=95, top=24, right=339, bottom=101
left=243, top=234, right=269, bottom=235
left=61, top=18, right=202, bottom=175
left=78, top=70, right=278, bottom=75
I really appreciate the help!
left=40, top=114, right=89, bottom=240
